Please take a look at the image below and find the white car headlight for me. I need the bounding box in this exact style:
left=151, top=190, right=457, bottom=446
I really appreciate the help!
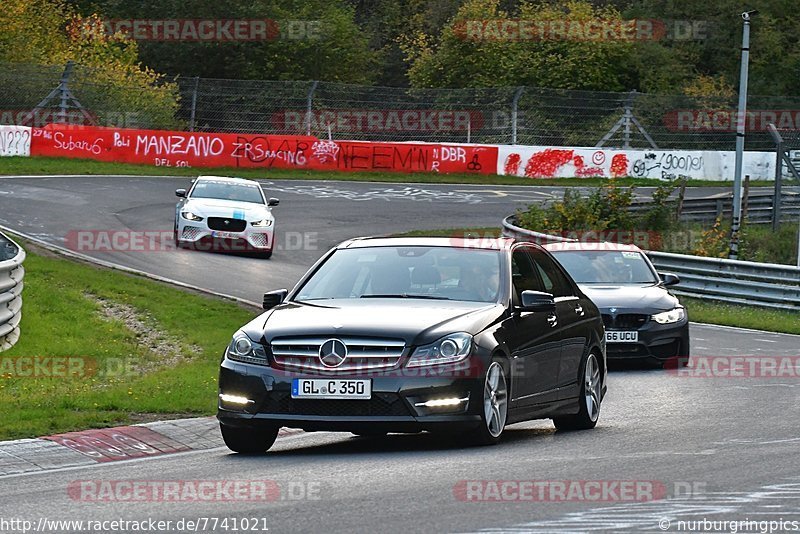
left=407, top=332, right=472, bottom=368
left=251, top=219, right=273, bottom=227
left=227, top=331, right=269, bottom=365
left=181, top=211, right=204, bottom=222
left=652, top=307, right=686, bottom=324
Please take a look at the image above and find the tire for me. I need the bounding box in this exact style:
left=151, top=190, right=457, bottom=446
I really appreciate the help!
left=553, top=352, right=602, bottom=431
left=259, top=249, right=273, bottom=259
left=464, top=358, right=509, bottom=446
left=220, top=424, right=279, bottom=454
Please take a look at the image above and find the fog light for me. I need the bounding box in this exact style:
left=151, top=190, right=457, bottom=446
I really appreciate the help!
left=219, top=393, right=254, bottom=405
left=414, top=396, right=469, bottom=408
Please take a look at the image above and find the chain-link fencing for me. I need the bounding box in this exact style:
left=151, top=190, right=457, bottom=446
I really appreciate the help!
left=3, top=61, right=800, bottom=150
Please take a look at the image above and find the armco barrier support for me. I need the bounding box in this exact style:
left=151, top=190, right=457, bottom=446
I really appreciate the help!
left=502, top=216, right=800, bottom=311
left=0, top=232, right=25, bottom=351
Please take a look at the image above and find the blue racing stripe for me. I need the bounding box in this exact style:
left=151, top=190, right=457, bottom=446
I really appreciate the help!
left=233, top=209, right=245, bottom=220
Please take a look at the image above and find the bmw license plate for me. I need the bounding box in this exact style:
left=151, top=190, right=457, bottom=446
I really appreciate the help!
left=606, top=331, right=638, bottom=343
left=291, top=378, right=372, bottom=400
left=212, top=231, right=239, bottom=239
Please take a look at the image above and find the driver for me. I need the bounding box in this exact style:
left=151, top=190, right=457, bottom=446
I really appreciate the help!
left=461, top=261, right=501, bottom=301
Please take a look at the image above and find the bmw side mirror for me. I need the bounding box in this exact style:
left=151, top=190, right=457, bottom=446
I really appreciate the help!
left=659, top=272, right=680, bottom=287
left=175, top=189, right=187, bottom=198
left=263, top=289, right=288, bottom=310
left=267, top=198, right=280, bottom=207
left=519, top=290, right=556, bottom=312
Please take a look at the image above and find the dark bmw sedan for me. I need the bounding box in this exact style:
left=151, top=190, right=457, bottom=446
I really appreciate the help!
left=545, top=242, right=690, bottom=366
left=218, top=237, right=606, bottom=453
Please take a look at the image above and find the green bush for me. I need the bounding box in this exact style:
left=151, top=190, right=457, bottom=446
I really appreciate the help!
left=515, top=179, right=678, bottom=235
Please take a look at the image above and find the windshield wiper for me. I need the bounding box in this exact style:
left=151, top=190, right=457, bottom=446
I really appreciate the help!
left=360, top=294, right=451, bottom=300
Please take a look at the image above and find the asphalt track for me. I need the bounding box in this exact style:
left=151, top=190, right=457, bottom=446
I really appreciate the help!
left=0, top=175, right=798, bottom=534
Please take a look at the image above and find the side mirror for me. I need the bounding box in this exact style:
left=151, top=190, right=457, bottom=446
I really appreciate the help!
left=263, top=289, right=288, bottom=310
left=659, top=272, right=680, bottom=287
left=267, top=198, right=280, bottom=207
left=175, top=189, right=187, bottom=198
left=519, top=290, right=556, bottom=312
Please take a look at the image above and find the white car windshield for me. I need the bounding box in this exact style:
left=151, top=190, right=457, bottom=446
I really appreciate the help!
left=551, top=250, right=658, bottom=284
left=190, top=180, right=264, bottom=204
left=296, top=246, right=503, bottom=303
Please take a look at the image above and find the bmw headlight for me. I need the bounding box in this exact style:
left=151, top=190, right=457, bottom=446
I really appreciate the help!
left=227, top=331, right=269, bottom=366
left=250, top=219, right=273, bottom=227
left=181, top=211, right=204, bottom=222
left=652, top=307, right=686, bottom=324
left=407, top=332, right=472, bottom=368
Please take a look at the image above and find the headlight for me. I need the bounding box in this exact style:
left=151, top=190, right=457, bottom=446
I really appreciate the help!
left=652, top=307, right=686, bottom=324
left=250, top=219, right=273, bottom=227
left=181, top=211, right=204, bottom=221
left=407, top=332, right=472, bottom=368
left=226, top=331, right=269, bottom=366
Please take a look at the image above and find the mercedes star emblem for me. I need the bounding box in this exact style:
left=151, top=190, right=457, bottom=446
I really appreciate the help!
left=319, top=339, right=348, bottom=368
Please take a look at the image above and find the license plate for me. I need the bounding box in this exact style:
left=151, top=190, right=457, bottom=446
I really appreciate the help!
left=291, top=378, right=372, bottom=400
left=212, top=231, right=240, bottom=239
left=606, top=331, right=638, bottom=343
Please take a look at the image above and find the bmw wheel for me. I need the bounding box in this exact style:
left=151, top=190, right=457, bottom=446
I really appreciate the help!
left=220, top=424, right=279, bottom=454
left=553, top=352, right=602, bottom=431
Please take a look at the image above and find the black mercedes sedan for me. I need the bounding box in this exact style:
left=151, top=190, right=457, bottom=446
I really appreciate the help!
left=544, top=241, right=690, bottom=367
left=217, top=237, right=606, bottom=453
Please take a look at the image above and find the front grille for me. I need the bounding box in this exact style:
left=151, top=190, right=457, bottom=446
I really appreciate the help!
left=270, top=336, right=406, bottom=373
left=602, top=314, right=649, bottom=330
left=262, top=391, right=411, bottom=417
left=208, top=217, right=246, bottom=232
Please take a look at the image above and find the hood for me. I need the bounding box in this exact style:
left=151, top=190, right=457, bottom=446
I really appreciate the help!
left=243, top=299, right=505, bottom=346
left=183, top=198, right=271, bottom=221
left=579, top=283, right=679, bottom=313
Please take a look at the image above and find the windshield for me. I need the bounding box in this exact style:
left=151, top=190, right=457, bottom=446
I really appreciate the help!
left=295, top=246, right=503, bottom=303
left=190, top=180, right=265, bottom=204
left=550, top=250, right=657, bottom=285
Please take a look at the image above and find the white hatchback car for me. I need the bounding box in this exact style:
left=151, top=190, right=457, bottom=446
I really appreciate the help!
left=174, top=176, right=279, bottom=258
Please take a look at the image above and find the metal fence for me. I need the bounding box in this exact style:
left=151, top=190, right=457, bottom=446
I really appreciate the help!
left=0, top=232, right=25, bottom=352
left=4, top=61, right=800, bottom=150
left=501, top=216, right=800, bottom=311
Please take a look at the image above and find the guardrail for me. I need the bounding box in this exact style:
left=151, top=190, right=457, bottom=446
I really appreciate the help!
left=502, top=216, right=800, bottom=311
left=0, top=232, right=25, bottom=351
left=629, top=191, right=800, bottom=224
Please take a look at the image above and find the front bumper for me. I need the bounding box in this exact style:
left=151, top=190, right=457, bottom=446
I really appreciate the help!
left=217, top=359, right=483, bottom=433
left=605, top=318, right=690, bottom=362
left=178, top=221, right=273, bottom=251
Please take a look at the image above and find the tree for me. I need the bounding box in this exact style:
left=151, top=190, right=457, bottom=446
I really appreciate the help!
left=402, top=0, right=638, bottom=90
left=0, top=0, right=179, bottom=128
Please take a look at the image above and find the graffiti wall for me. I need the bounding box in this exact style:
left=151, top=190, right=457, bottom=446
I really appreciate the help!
left=497, top=145, right=774, bottom=181
left=26, top=124, right=497, bottom=175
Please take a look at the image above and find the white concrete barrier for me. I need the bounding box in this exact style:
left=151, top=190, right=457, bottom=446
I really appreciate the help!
left=496, top=145, right=774, bottom=181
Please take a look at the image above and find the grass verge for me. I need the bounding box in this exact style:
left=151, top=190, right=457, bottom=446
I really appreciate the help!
left=681, top=297, right=800, bottom=335
left=0, top=241, right=256, bottom=440
left=0, top=156, right=764, bottom=187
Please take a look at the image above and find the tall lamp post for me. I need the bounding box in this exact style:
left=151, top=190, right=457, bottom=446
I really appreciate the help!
left=730, top=10, right=757, bottom=260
